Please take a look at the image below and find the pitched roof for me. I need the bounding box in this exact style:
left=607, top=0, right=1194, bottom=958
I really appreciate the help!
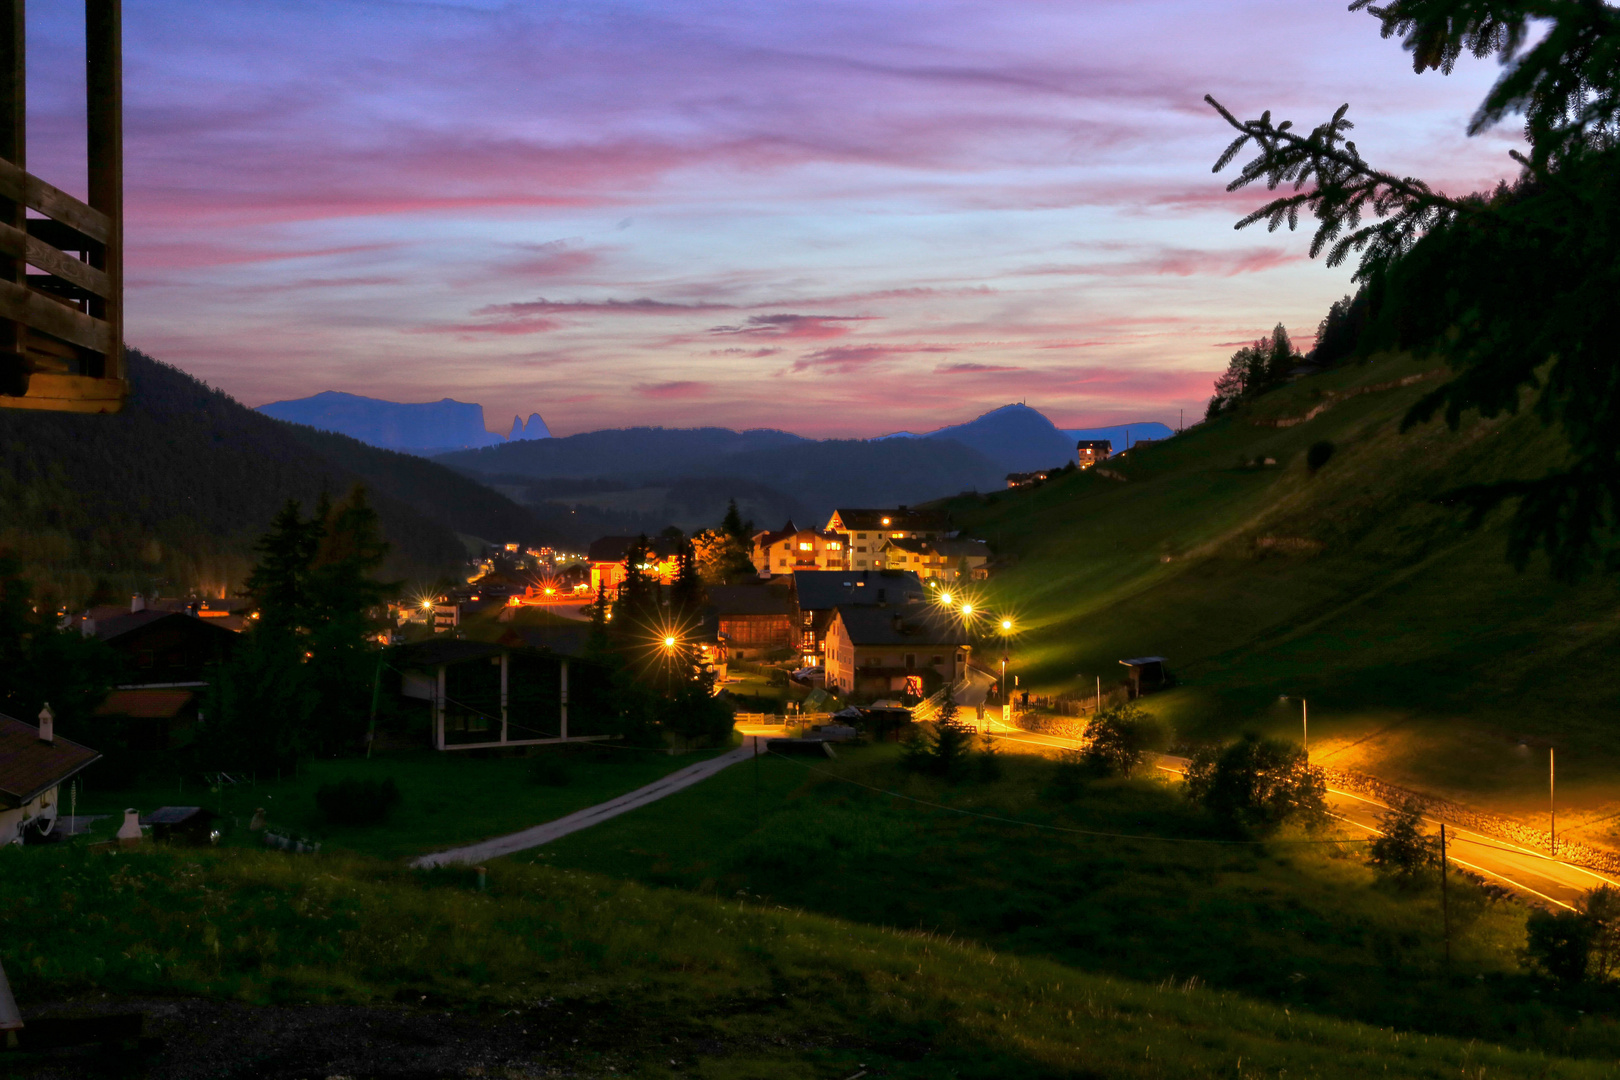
left=0, top=714, right=100, bottom=809
left=831, top=605, right=967, bottom=648
left=1075, top=439, right=1113, bottom=451
left=792, top=570, right=926, bottom=612
left=933, top=538, right=992, bottom=559
left=828, top=508, right=950, bottom=533
left=92, top=609, right=241, bottom=644
left=95, top=689, right=197, bottom=719
left=709, top=583, right=796, bottom=617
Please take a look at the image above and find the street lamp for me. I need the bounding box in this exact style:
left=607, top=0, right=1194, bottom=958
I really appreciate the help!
left=997, top=618, right=1014, bottom=731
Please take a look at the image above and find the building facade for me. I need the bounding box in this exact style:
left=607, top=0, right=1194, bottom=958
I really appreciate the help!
left=823, top=606, right=970, bottom=699
left=749, top=522, right=845, bottom=577
left=824, top=507, right=951, bottom=571
left=1076, top=440, right=1113, bottom=469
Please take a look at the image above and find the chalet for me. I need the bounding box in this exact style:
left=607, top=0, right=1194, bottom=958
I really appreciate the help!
left=90, top=609, right=239, bottom=687
left=707, top=582, right=800, bottom=660
left=824, top=606, right=970, bottom=700
left=824, top=507, right=952, bottom=570
left=879, top=537, right=992, bottom=582
left=1076, top=439, right=1112, bottom=469
left=1005, top=470, right=1050, bottom=488
left=393, top=637, right=614, bottom=751
left=749, top=521, right=845, bottom=577
left=792, top=569, right=926, bottom=665
left=92, top=688, right=200, bottom=751
left=0, top=711, right=99, bottom=845
left=1119, top=656, right=1171, bottom=698
left=587, top=535, right=682, bottom=595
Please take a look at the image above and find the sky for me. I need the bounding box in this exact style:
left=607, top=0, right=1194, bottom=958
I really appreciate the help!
left=24, top=0, right=1526, bottom=437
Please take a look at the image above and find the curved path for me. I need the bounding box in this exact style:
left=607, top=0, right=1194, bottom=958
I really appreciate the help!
left=412, top=738, right=759, bottom=868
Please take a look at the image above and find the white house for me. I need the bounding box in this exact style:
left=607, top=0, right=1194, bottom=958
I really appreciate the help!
left=0, top=710, right=100, bottom=845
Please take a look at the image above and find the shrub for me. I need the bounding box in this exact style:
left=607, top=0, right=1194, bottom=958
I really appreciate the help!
left=1306, top=440, right=1336, bottom=473
left=1580, top=885, right=1620, bottom=981
left=1525, top=909, right=1594, bottom=984
left=527, top=755, right=572, bottom=787
left=314, top=777, right=402, bottom=827
left=1049, top=750, right=1088, bottom=800
left=1367, top=799, right=1438, bottom=883
left=901, top=695, right=986, bottom=782
left=1183, top=734, right=1326, bottom=834
left=976, top=734, right=1004, bottom=782
left=1082, top=704, right=1171, bottom=777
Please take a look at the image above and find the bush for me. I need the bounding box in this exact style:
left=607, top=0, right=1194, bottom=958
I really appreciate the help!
left=1306, top=440, right=1336, bottom=473
left=314, top=777, right=402, bottom=826
left=1049, top=750, right=1088, bottom=800
left=1183, top=734, right=1326, bottom=834
left=1581, top=886, right=1620, bottom=981
left=1525, top=909, right=1594, bottom=984
left=527, top=755, right=572, bottom=787
left=1082, top=704, right=1171, bottom=777
left=1367, top=799, right=1438, bottom=883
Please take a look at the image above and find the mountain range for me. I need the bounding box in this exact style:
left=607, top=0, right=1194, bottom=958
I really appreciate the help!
left=257, top=391, right=550, bottom=455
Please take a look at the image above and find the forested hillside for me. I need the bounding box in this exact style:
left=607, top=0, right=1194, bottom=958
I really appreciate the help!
left=0, top=351, right=538, bottom=606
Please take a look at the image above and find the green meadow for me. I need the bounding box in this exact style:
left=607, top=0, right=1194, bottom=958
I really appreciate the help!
left=939, top=354, right=1620, bottom=822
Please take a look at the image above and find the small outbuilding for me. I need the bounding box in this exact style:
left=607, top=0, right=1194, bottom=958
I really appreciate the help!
left=141, top=806, right=220, bottom=845
left=1119, top=656, right=1170, bottom=698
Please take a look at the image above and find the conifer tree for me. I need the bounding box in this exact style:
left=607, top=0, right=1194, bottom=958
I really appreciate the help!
left=1207, top=0, right=1620, bottom=577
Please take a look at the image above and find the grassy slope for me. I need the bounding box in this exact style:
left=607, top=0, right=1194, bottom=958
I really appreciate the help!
left=75, top=747, right=724, bottom=862
left=2, top=841, right=1609, bottom=1079
left=941, top=355, right=1620, bottom=815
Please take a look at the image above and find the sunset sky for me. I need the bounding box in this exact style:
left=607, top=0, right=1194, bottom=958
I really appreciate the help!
left=26, top=0, right=1523, bottom=437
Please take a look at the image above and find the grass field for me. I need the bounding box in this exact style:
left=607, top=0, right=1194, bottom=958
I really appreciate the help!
left=535, top=739, right=1620, bottom=1056
left=4, top=838, right=1616, bottom=1079
left=73, top=744, right=727, bottom=861
left=939, top=354, right=1620, bottom=821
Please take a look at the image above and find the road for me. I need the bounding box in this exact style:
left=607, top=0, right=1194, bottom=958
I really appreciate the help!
left=411, top=737, right=760, bottom=868
left=986, top=726, right=1620, bottom=910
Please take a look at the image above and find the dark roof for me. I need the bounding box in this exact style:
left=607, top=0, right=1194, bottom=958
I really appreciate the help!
left=497, top=623, right=594, bottom=659
left=933, top=538, right=992, bottom=559
left=586, top=535, right=681, bottom=563
left=832, top=605, right=967, bottom=648
left=1119, top=656, right=1168, bottom=666
left=709, top=583, right=795, bottom=617
left=829, top=508, right=950, bottom=532
left=1076, top=440, right=1113, bottom=451
left=395, top=631, right=598, bottom=667
left=95, top=689, right=197, bottom=719
left=752, top=522, right=838, bottom=546
left=394, top=639, right=506, bottom=667
left=0, top=714, right=100, bottom=809
left=92, top=609, right=240, bottom=644
left=793, top=570, right=926, bottom=612
left=141, top=806, right=215, bottom=826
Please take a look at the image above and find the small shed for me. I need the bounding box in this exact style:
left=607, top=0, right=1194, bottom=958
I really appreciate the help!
left=1119, top=656, right=1169, bottom=698
left=141, top=806, right=219, bottom=845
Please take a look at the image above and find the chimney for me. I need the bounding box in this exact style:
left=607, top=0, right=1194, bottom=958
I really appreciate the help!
left=130, top=593, right=145, bottom=613
left=36, top=704, right=53, bottom=743
left=117, top=808, right=143, bottom=846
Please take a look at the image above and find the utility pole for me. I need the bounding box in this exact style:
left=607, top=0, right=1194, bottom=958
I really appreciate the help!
left=1550, top=748, right=1556, bottom=856
left=753, top=736, right=760, bottom=829
left=1096, top=676, right=1101, bottom=715
left=1302, top=698, right=1308, bottom=760
left=1440, top=824, right=1450, bottom=969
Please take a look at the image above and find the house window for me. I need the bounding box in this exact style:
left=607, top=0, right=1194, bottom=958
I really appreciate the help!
left=856, top=533, right=867, bottom=539
left=904, top=654, right=916, bottom=668
left=856, top=559, right=866, bottom=566
left=778, top=559, right=788, bottom=567
left=828, top=542, right=840, bottom=550
left=856, top=546, right=867, bottom=553
left=931, top=655, right=943, bottom=665
left=956, top=652, right=966, bottom=663
left=799, top=542, right=812, bottom=551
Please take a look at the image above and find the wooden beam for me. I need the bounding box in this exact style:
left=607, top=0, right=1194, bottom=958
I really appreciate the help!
left=85, top=0, right=122, bottom=382
left=0, top=278, right=113, bottom=353
left=1, top=0, right=24, bottom=389
left=0, top=372, right=125, bottom=413
left=0, top=222, right=111, bottom=298
left=0, top=159, right=112, bottom=245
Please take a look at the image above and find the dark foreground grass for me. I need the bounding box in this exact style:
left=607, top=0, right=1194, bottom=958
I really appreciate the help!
left=74, top=743, right=727, bottom=861
left=2, top=840, right=1613, bottom=1079
left=538, top=742, right=1620, bottom=1059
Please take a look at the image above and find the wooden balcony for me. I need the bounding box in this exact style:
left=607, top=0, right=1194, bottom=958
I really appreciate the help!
left=0, top=0, right=125, bottom=414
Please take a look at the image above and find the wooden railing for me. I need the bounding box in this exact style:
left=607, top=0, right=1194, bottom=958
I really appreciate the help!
left=0, top=0, right=125, bottom=413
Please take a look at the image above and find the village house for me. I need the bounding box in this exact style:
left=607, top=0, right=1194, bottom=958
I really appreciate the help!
left=1005, top=470, right=1050, bottom=488
left=706, top=582, right=800, bottom=660
left=824, top=507, right=952, bottom=571
left=1076, top=439, right=1112, bottom=469
left=823, top=605, right=970, bottom=699
left=86, top=605, right=241, bottom=687
left=792, top=569, right=926, bottom=666
left=749, top=521, right=845, bottom=577
left=587, top=535, right=681, bottom=595
left=0, top=710, right=99, bottom=845
left=878, top=536, right=992, bottom=582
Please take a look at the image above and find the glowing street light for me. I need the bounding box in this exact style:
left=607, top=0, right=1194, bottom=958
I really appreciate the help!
left=663, top=635, right=678, bottom=649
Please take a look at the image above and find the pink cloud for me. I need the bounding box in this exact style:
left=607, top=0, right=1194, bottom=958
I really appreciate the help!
left=407, top=317, right=562, bottom=337
left=709, top=314, right=874, bottom=340
left=936, top=362, right=1024, bottom=374
left=639, top=380, right=710, bottom=399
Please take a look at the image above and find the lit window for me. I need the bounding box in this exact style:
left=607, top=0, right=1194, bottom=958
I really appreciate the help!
left=799, top=542, right=812, bottom=551
left=829, top=542, right=840, bottom=550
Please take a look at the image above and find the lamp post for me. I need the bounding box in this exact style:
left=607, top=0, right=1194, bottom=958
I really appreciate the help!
left=998, top=618, right=1013, bottom=731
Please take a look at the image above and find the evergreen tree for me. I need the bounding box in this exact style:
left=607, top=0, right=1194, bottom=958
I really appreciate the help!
left=669, top=537, right=707, bottom=622
left=1207, top=0, right=1620, bottom=577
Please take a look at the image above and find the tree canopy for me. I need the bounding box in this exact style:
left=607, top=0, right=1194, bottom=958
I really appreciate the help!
left=1209, top=0, right=1620, bottom=578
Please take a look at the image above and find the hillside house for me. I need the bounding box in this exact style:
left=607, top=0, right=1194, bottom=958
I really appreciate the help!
left=825, top=507, right=952, bottom=570
left=1076, top=440, right=1112, bottom=469
left=824, top=606, right=970, bottom=699
left=707, top=582, right=800, bottom=660
left=92, top=688, right=200, bottom=751
left=587, top=535, right=681, bottom=595
left=749, top=521, right=845, bottom=577
left=792, top=569, right=926, bottom=665
left=1005, top=470, right=1050, bottom=488
left=1, top=711, right=99, bottom=845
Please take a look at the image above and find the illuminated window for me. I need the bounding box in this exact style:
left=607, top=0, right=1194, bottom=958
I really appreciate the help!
left=799, top=542, right=812, bottom=551
left=829, top=542, right=841, bottom=550
left=892, top=533, right=904, bottom=539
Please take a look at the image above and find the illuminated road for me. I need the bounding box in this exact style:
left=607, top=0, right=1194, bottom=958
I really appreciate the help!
left=986, top=726, right=1620, bottom=910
